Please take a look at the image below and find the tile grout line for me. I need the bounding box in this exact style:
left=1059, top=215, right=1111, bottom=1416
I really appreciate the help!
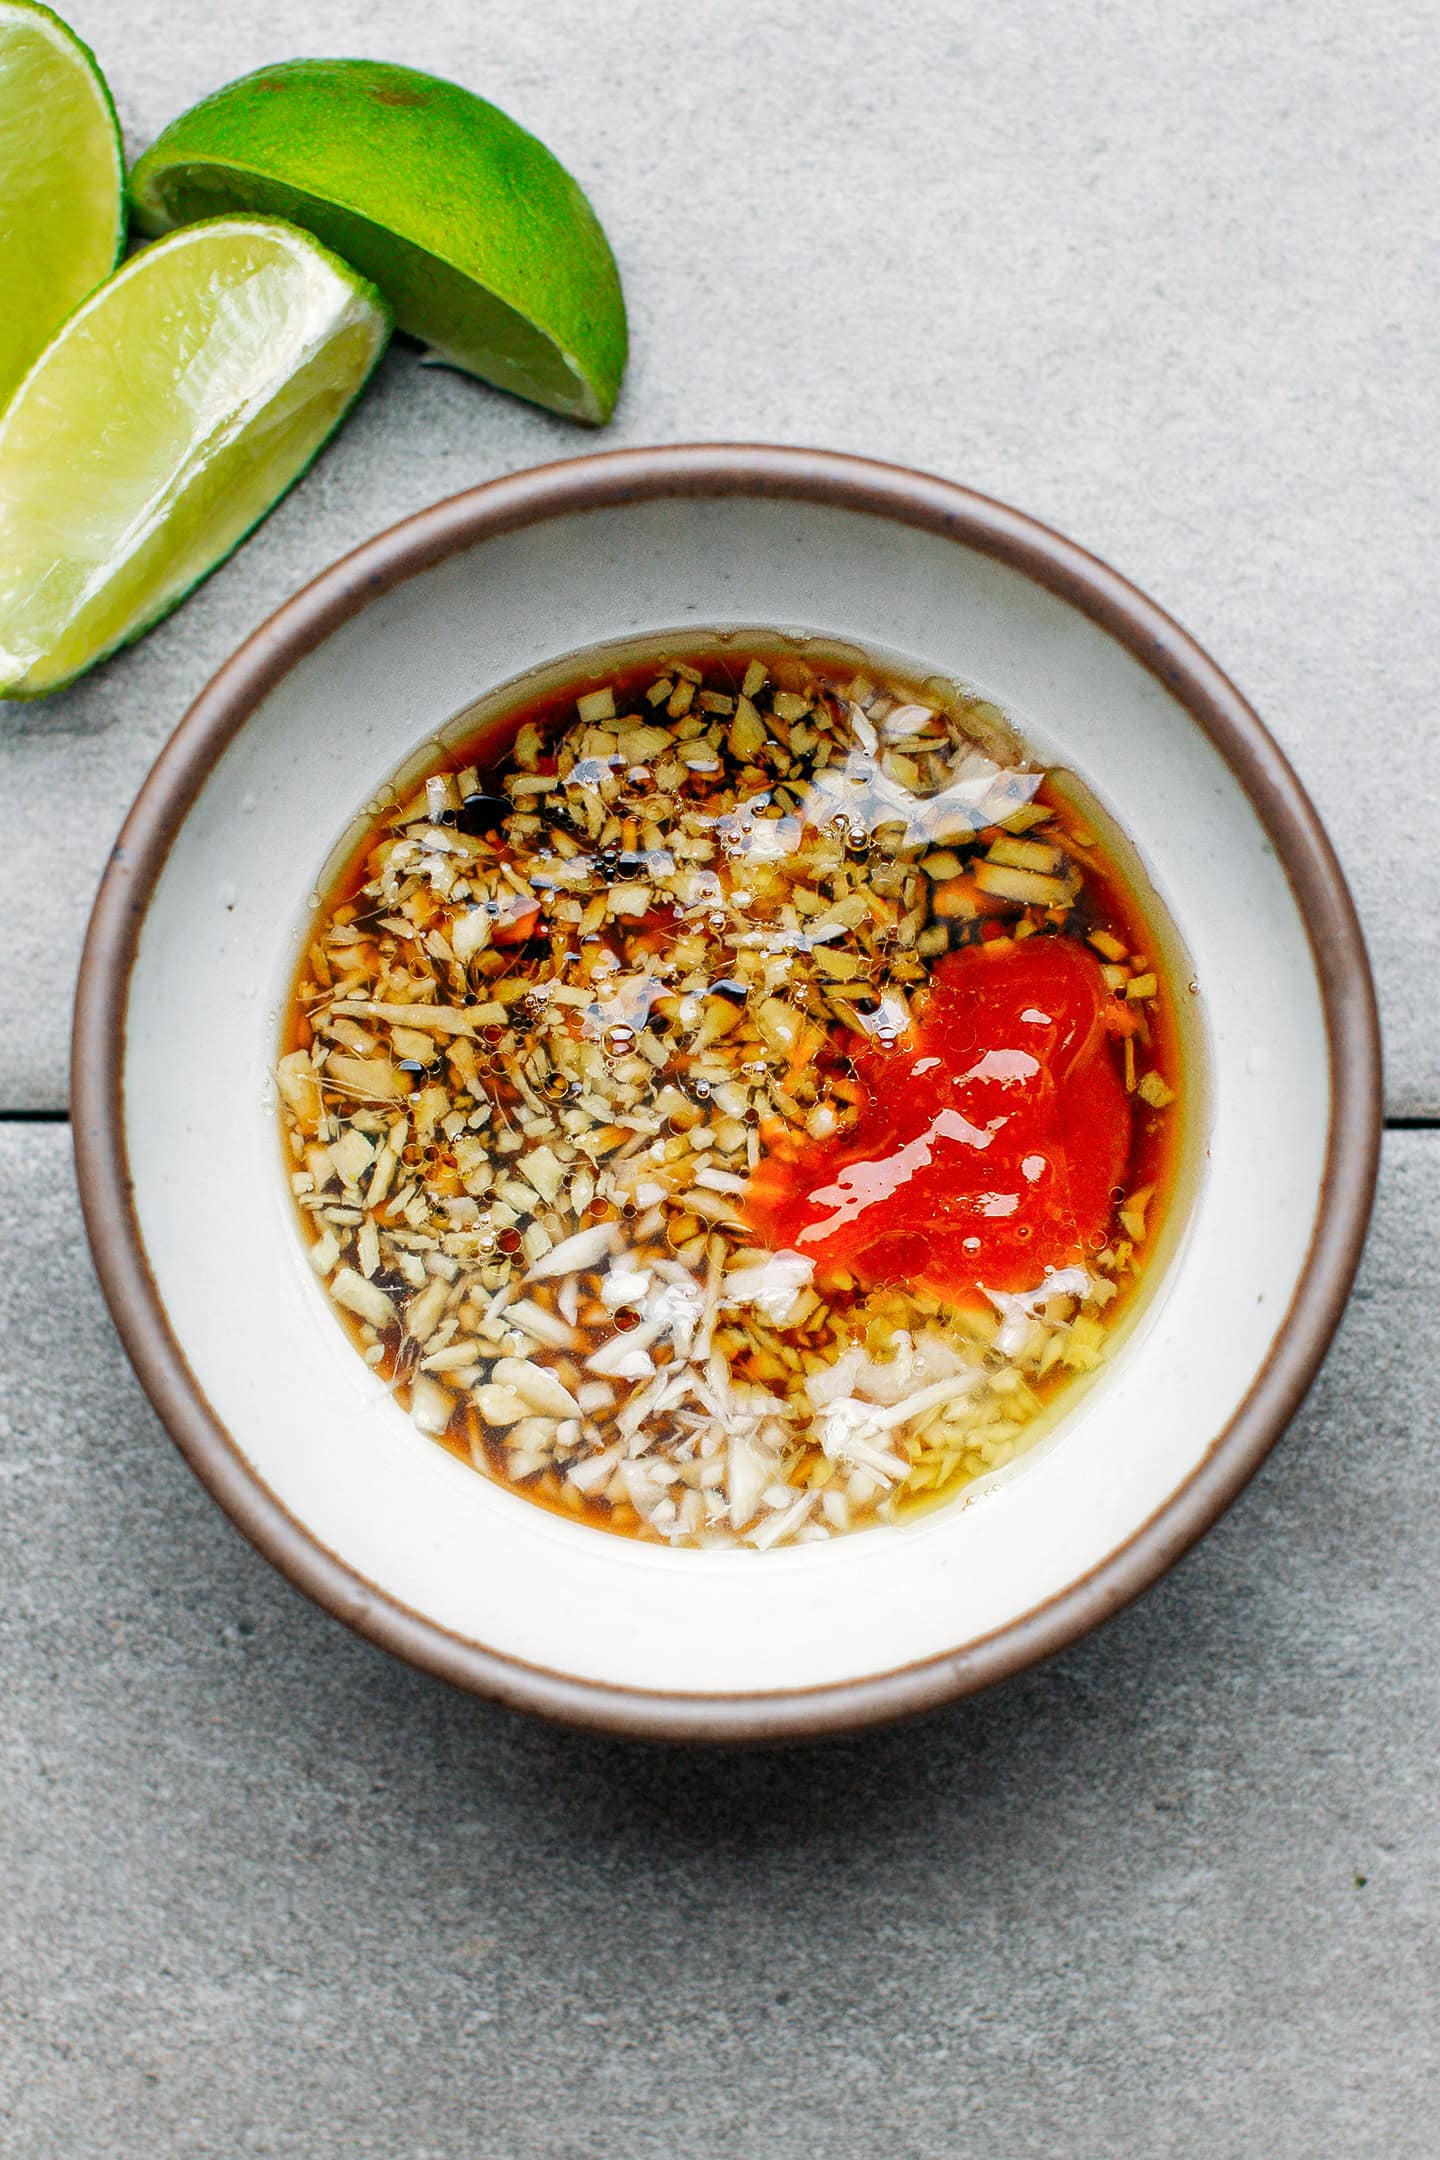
left=2, top=1110, right=1438, bottom=1129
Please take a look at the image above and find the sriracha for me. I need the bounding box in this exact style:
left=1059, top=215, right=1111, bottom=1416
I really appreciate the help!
left=746, top=936, right=1131, bottom=1304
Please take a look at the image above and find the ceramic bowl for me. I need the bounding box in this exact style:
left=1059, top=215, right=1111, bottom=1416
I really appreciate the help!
left=72, top=445, right=1381, bottom=1740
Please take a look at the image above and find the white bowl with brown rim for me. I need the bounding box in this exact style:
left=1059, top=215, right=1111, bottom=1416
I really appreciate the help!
left=71, top=445, right=1381, bottom=1740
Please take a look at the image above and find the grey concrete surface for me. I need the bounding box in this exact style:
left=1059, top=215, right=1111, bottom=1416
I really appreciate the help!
left=1, top=0, right=1438, bottom=1108
left=2, top=1124, right=1438, bottom=2157
left=5, top=3, right=1439, bottom=2153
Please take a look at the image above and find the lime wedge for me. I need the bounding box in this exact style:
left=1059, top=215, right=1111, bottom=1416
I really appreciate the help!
left=0, top=0, right=125, bottom=406
left=129, top=58, right=626, bottom=424
left=0, top=217, right=390, bottom=699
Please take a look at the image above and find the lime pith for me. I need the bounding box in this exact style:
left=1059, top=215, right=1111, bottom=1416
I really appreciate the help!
left=0, top=216, right=391, bottom=699
left=130, top=58, right=627, bottom=424
left=0, top=0, right=125, bottom=406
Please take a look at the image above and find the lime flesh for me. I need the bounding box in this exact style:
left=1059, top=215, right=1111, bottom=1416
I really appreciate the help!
left=130, top=59, right=627, bottom=424
left=0, top=217, right=391, bottom=698
left=0, top=0, right=125, bottom=406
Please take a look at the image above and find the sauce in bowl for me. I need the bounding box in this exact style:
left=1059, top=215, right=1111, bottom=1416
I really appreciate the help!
left=277, top=636, right=1189, bottom=1549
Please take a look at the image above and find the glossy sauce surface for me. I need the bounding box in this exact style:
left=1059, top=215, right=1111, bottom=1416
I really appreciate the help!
left=280, top=636, right=1190, bottom=1548
left=747, top=936, right=1132, bottom=1303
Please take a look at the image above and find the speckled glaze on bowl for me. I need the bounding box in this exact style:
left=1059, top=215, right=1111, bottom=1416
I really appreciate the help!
left=71, top=446, right=1381, bottom=1741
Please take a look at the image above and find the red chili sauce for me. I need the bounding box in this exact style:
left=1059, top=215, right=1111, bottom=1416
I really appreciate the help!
left=747, top=934, right=1132, bottom=1306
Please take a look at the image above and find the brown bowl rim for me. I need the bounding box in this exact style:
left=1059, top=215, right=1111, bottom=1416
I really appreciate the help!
left=70, top=443, right=1383, bottom=1742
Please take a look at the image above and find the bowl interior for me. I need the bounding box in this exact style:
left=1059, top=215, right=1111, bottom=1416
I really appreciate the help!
left=117, top=490, right=1330, bottom=1702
